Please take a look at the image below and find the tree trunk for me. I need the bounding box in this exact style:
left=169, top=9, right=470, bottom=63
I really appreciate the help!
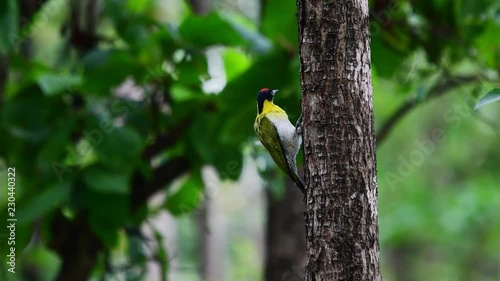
left=297, top=0, right=382, bottom=280
left=265, top=179, right=306, bottom=281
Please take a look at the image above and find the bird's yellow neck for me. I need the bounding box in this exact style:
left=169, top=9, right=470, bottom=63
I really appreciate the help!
left=258, top=100, right=285, bottom=116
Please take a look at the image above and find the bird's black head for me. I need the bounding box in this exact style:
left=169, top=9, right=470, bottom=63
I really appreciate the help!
left=257, top=88, right=277, bottom=114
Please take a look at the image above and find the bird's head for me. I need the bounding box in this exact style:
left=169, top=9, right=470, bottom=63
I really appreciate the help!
left=257, top=88, right=278, bottom=114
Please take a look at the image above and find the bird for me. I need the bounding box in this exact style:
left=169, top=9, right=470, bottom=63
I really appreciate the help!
left=253, top=88, right=305, bottom=194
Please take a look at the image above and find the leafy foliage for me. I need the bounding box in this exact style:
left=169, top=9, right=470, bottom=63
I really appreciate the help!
left=474, top=88, right=500, bottom=110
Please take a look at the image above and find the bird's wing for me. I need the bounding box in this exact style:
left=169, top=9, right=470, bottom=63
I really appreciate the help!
left=257, top=116, right=290, bottom=175
left=257, top=116, right=305, bottom=193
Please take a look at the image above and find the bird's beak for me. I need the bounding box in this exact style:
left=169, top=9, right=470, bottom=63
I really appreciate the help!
left=272, top=89, right=279, bottom=96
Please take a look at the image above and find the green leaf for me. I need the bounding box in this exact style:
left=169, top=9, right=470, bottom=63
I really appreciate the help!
left=91, top=126, right=143, bottom=171
left=0, top=0, right=18, bottom=54
left=89, top=216, right=120, bottom=247
left=474, top=21, right=500, bottom=68
left=38, top=117, right=76, bottom=162
left=83, top=190, right=129, bottom=247
left=170, top=84, right=204, bottom=102
left=179, top=12, right=246, bottom=47
left=81, top=50, right=142, bottom=95
left=126, top=0, right=152, bottom=13
left=118, top=19, right=153, bottom=50
left=20, top=245, right=60, bottom=281
left=165, top=173, right=204, bottom=216
left=474, top=88, right=500, bottom=110
left=83, top=192, right=130, bottom=226
left=1, top=92, right=52, bottom=141
left=187, top=111, right=244, bottom=180
left=223, top=48, right=251, bottom=82
left=175, top=51, right=208, bottom=85
left=17, top=180, right=72, bottom=225
left=83, top=165, right=130, bottom=194
left=36, top=73, right=83, bottom=96
left=455, top=0, right=492, bottom=40
left=371, top=36, right=406, bottom=78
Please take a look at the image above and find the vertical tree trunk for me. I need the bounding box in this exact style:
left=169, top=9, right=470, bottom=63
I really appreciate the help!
left=265, top=179, right=306, bottom=281
left=196, top=187, right=227, bottom=281
left=188, top=0, right=217, bottom=279
left=297, top=0, right=382, bottom=280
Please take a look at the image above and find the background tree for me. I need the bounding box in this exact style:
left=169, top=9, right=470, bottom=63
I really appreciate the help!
left=298, top=0, right=381, bottom=279
left=265, top=179, right=306, bottom=281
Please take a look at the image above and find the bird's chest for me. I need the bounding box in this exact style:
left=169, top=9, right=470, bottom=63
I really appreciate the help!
left=267, top=115, right=298, bottom=149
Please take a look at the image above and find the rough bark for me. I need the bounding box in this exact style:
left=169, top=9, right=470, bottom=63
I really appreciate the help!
left=265, top=179, right=306, bottom=281
left=297, top=0, right=382, bottom=280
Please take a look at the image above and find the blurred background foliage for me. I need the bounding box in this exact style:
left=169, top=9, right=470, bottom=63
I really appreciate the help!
left=0, top=0, right=499, bottom=280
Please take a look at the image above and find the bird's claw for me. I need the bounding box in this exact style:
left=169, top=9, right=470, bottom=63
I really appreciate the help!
left=295, top=113, right=303, bottom=137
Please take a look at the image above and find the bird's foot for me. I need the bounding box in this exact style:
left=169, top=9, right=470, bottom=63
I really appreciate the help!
left=295, top=113, right=303, bottom=136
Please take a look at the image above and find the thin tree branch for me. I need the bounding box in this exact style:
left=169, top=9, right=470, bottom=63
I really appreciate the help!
left=376, top=75, right=481, bottom=144
left=131, top=157, right=190, bottom=210
left=143, top=118, right=192, bottom=159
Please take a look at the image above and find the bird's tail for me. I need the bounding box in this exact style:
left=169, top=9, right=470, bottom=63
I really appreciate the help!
left=287, top=158, right=305, bottom=194
left=290, top=171, right=305, bottom=194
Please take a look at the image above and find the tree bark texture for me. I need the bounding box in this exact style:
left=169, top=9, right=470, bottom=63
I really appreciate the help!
left=297, top=0, right=382, bottom=280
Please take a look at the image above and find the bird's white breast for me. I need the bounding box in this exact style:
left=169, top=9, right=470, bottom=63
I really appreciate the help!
left=267, top=113, right=301, bottom=157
